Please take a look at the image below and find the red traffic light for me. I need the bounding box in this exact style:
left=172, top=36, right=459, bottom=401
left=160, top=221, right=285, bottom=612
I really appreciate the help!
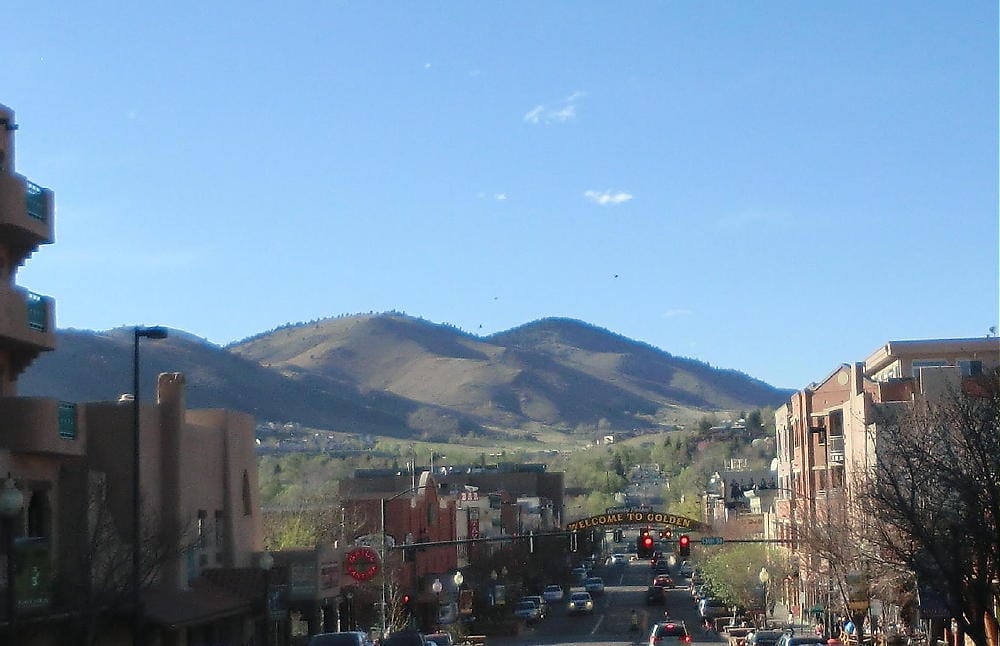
left=678, top=535, right=690, bottom=547
left=402, top=594, right=412, bottom=605
left=641, top=536, right=654, bottom=549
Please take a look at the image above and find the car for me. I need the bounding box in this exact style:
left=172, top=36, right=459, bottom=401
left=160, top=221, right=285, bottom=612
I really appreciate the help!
left=308, top=632, right=373, bottom=646
left=746, top=630, right=786, bottom=646
left=513, top=600, right=541, bottom=622
left=699, top=597, right=731, bottom=619
left=652, top=574, right=674, bottom=588
left=567, top=591, right=595, bottom=615
left=543, top=584, right=564, bottom=602
left=653, top=562, right=671, bottom=575
left=678, top=562, right=694, bottom=577
left=775, top=636, right=828, bottom=646
left=627, top=552, right=640, bottom=561
left=648, top=621, right=692, bottom=645
left=571, top=566, right=589, bottom=581
left=382, top=629, right=426, bottom=646
left=583, top=576, right=605, bottom=595
left=645, top=586, right=666, bottom=605
left=521, top=595, right=547, bottom=618
left=425, top=634, right=454, bottom=646
left=611, top=553, right=628, bottom=565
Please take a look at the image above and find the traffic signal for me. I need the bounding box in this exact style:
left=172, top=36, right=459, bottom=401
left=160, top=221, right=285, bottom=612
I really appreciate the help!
left=678, top=534, right=690, bottom=557
left=401, top=594, right=413, bottom=616
left=660, top=529, right=673, bottom=540
left=637, top=528, right=655, bottom=558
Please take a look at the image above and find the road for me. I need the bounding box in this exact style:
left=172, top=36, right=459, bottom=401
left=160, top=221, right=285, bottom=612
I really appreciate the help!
left=494, top=557, right=726, bottom=646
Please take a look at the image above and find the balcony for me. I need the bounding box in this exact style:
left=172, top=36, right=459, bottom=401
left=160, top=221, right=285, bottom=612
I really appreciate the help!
left=828, top=435, right=844, bottom=463
left=0, top=174, right=54, bottom=259
left=0, top=397, right=85, bottom=457
left=0, top=286, right=55, bottom=352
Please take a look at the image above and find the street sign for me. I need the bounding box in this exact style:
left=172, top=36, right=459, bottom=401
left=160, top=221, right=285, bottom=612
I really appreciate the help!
left=701, top=536, right=724, bottom=545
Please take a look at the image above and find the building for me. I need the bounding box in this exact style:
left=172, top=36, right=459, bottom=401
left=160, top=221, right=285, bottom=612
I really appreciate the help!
left=0, top=103, right=270, bottom=645
left=772, top=337, right=999, bottom=631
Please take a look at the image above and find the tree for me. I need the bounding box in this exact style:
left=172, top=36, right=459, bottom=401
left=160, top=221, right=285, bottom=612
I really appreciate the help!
left=58, top=472, right=191, bottom=646
left=860, top=369, right=999, bottom=646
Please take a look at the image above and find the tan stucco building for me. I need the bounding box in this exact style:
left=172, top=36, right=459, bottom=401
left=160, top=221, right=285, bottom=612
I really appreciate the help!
left=0, top=102, right=268, bottom=646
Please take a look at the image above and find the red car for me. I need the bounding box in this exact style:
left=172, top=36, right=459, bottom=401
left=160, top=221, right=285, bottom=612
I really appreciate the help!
left=652, top=574, right=674, bottom=588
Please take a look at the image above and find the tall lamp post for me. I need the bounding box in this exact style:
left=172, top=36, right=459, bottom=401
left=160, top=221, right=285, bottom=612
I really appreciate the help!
left=380, top=486, right=421, bottom=638
left=0, top=475, right=24, bottom=644
left=132, top=325, right=168, bottom=646
left=259, top=551, right=275, bottom=646
left=759, top=567, right=771, bottom=625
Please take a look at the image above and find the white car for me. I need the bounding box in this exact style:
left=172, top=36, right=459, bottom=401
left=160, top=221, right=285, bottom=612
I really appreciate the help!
left=584, top=576, right=605, bottom=595
left=610, top=553, right=628, bottom=565
left=542, top=584, right=564, bottom=602
left=567, top=591, right=595, bottom=615
left=513, top=600, right=541, bottom=622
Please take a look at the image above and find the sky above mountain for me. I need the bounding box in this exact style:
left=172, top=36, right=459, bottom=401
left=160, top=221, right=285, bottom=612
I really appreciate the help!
left=4, top=2, right=997, bottom=389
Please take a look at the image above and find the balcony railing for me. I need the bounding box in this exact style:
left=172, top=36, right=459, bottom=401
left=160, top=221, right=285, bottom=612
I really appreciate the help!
left=58, top=402, right=77, bottom=439
left=26, top=180, right=48, bottom=221
left=828, top=435, right=844, bottom=462
left=26, top=291, right=48, bottom=331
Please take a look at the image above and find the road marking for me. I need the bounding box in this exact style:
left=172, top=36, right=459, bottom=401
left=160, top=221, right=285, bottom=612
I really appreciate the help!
left=590, top=614, right=605, bottom=635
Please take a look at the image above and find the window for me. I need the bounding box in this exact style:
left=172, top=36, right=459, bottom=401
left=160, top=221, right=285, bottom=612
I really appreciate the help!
left=959, top=360, right=983, bottom=376
left=911, top=360, right=948, bottom=377
left=242, top=471, right=252, bottom=516
left=197, top=509, right=207, bottom=548
left=214, top=510, right=224, bottom=546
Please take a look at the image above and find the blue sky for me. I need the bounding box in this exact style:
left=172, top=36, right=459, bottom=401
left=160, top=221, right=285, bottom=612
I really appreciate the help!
left=4, top=2, right=997, bottom=389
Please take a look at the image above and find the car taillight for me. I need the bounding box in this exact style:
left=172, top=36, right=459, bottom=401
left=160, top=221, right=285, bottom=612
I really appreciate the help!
left=651, top=637, right=662, bottom=643
left=682, top=637, right=692, bottom=643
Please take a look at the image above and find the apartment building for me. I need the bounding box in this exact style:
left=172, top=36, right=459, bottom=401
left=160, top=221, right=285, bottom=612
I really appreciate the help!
left=773, top=337, right=999, bottom=626
left=0, top=103, right=269, bottom=645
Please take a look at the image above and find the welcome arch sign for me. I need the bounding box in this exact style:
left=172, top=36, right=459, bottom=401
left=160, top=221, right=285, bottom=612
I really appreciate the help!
left=564, top=510, right=708, bottom=532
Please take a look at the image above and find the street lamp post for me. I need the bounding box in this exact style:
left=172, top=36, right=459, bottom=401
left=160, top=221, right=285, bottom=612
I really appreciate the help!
left=259, top=551, right=275, bottom=646
left=431, top=578, right=443, bottom=631
left=132, top=325, right=167, bottom=646
left=759, top=567, right=771, bottom=625
left=0, top=475, right=24, bottom=644
left=380, top=486, right=421, bottom=638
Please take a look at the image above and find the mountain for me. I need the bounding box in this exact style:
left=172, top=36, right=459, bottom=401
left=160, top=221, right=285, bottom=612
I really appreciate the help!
left=17, top=314, right=791, bottom=442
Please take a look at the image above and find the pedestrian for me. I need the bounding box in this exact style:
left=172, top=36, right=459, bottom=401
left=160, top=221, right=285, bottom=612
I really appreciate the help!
left=630, top=609, right=639, bottom=633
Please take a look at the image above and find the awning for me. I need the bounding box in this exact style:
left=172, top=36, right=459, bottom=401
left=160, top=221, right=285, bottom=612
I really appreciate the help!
left=143, top=580, right=254, bottom=630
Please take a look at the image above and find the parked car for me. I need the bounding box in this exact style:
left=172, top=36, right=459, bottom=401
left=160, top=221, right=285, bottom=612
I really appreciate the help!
left=584, top=576, right=605, bottom=595
left=567, top=591, right=595, bottom=615
left=699, top=598, right=731, bottom=619
left=746, top=630, right=786, bottom=646
left=308, top=632, right=373, bottom=646
left=648, top=621, right=692, bottom=645
left=513, top=600, right=541, bottom=622
left=521, top=595, right=547, bottom=619
left=543, top=584, right=564, bottom=602
left=775, top=636, right=828, bottom=646
left=645, top=586, right=666, bottom=605
left=425, top=634, right=454, bottom=646
left=382, top=629, right=426, bottom=646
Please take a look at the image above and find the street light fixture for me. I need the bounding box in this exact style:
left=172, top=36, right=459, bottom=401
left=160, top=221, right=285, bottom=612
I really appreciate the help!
left=0, top=475, right=24, bottom=644
left=132, top=325, right=167, bottom=646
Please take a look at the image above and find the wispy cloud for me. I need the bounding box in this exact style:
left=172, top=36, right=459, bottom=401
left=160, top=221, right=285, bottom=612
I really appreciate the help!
left=523, top=91, right=585, bottom=125
left=662, top=308, right=693, bottom=319
left=584, top=189, right=633, bottom=206
left=494, top=193, right=508, bottom=201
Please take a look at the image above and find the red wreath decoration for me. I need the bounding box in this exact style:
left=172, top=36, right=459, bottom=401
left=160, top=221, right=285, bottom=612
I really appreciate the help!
left=345, top=547, right=381, bottom=582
